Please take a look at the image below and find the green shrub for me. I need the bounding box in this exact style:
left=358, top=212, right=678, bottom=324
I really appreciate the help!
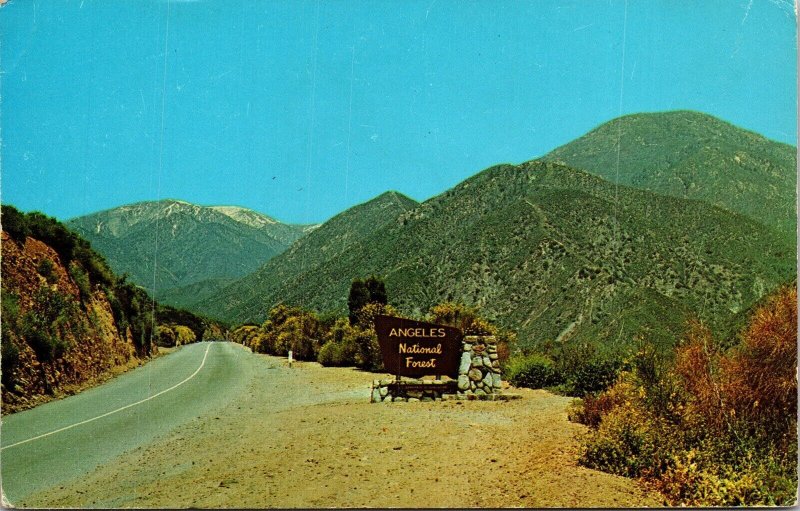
left=551, top=341, right=597, bottom=380
left=353, top=302, right=396, bottom=330
left=156, top=325, right=177, bottom=347
left=37, top=259, right=58, bottom=284
left=348, top=276, right=387, bottom=325
left=506, top=353, right=562, bottom=389
left=21, top=315, right=71, bottom=362
left=111, top=280, right=155, bottom=356
left=23, top=323, right=66, bottom=362
left=173, top=325, right=196, bottom=346
left=130, top=315, right=154, bottom=355
left=105, top=285, right=128, bottom=332
left=73, top=244, right=115, bottom=288
left=349, top=303, right=392, bottom=370
left=70, top=263, right=92, bottom=300
left=2, top=291, right=20, bottom=334
left=2, top=205, right=30, bottom=243
left=317, top=341, right=341, bottom=366
left=290, top=329, right=318, bottom=360
left=1, top=339, right=20, bottom=388
left=20, top=286, right=78, bottom=361
left=23, top=211, right=78, bottom=266
left=318, top=318, right=360, bottom=366
left=571, top=356, right=622, bottom=396
left=429, top=301, right=490, bottom=334
left=543, top=340, right=625, bottom=396
left=580, top=403, right=673, bottom=479
left=1, top=292, right=22, bottom=388
left=354, top=329, right=383, bottom=371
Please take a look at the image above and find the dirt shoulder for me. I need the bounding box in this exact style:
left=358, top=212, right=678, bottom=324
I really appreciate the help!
left=27, top=347, right=663, bottom=508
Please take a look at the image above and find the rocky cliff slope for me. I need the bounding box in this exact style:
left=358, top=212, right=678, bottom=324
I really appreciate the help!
left=1, top=230, right=142, bottom=412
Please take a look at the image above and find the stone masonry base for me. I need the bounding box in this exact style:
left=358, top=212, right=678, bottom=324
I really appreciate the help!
left=370, top=335, right=511, bottom=403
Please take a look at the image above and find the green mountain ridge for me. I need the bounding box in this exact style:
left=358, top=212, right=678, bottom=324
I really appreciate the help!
left=198, top=191, right=419, bottom=322
left=68, top=199, right=313, bottom=308
left=71, top=111, right=795, bottom=357
left=543, top=110, right=797, bottom=233
left=198, top=153, right=794, bottom=353
left=154, top=277, right=239, bottom=311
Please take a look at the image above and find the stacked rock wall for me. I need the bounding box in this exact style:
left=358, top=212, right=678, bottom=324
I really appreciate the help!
left=456, top=335, right=502, bottom=397
left=370, top=379, right=452, bottom=402
left=370, top=335, right=503, bottom=402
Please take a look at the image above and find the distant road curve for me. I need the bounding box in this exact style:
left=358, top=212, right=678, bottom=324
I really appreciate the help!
left=1, top=342, right=256, bottom=504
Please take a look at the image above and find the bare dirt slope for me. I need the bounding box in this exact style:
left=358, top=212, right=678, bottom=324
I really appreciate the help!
left=27, top=346, right=661, bottom=508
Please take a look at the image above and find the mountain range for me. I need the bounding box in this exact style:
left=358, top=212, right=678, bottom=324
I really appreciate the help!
left=199, top=161, right=793, bottom=348
left=194, top=111, right=795, bottom=353
left=68, top=200, right=315, bottom=309
left=65, top=111, right=796, bottom=354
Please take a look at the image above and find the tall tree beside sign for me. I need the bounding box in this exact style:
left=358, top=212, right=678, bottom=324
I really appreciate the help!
left=374, top=315, right=462, bottom=378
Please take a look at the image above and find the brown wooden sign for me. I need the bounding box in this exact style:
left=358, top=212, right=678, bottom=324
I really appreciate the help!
left=374, top=315, right=462, bottom=378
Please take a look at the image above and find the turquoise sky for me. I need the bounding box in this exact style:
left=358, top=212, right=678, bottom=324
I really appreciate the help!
left=2, top=0, right=797, bottom=224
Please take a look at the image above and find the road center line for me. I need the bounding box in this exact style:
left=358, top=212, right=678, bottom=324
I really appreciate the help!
left=1, top=343, right=213, bottom=451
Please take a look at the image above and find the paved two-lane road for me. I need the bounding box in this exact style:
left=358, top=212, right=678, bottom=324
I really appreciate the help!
left=1, top=342, right=256, bottom=505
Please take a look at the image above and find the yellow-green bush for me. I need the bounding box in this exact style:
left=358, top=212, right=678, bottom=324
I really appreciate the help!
left=230, top=325, right=260, bottom=349
left=580, top=400, right=676, bottom=479
left=568, top=377, right=633, bottom=427
left=235, top=305, right=322, bottom=361
left=173, top=325, right=196, bottom=346
left=653, top=443, right=797, bottom=506
left=317, top=318, right=359, bottom=367
left=156, top=324, right=197, bottom=347
left=505, top=353, right=561, bottom=389
left=428, top=302, right=486, bottom=334
left=156, top=325, right=177, bottom=347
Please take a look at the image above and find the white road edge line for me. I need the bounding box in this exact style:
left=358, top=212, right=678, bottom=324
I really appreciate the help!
left=1, top=343, right=213, bottom=451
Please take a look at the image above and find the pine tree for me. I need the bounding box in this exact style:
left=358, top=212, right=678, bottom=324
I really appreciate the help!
left=364, top=276, right=387, bottom=306
left=347, top=279, right=369, bottom=325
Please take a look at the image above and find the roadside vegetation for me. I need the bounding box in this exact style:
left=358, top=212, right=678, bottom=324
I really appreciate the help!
left=2, top=206, right=153, bottom=390
left=566, top=283, right=797, bottom=506
left=231, top=277, right=394, bottom=370
left=230, top=276, right=513, bottom=372
left=504, top=341, right=625, bottom=397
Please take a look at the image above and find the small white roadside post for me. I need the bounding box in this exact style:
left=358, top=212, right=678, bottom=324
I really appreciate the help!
left=288, top=350, right=293, bottom=368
